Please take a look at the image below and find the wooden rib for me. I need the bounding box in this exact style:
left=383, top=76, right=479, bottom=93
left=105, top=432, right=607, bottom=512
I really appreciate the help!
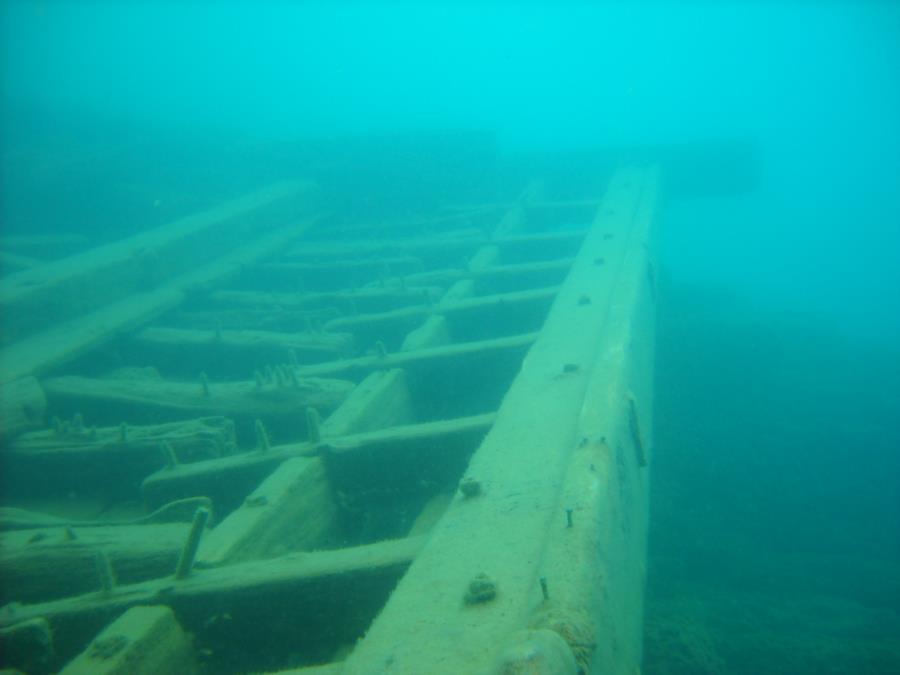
left=292, top=332, right=537, bottom=379
left=141, top=412, right=495, bottom=511
left=0, top=535, right=425, bottom=663
left=132, top=326, right=354, bottom=358
left=322, top=286, right=558, bottom=334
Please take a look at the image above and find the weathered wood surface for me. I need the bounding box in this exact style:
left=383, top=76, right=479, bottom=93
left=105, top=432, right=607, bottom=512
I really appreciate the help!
left=279, top=228, right=586, bottom=265
left=197, top=457, right=336, bottom=566
left=321, top=285, right=558, bottom=336
left=0, top=375, right=46, bottom=442
left=42, top=371, right=354, bottom=422
left=320, top=369, right=413, bottom=437
left=128, top=326, right=355, bottom=377
left=0, top=216, right=320, bottom=384
left=204, top=286, right=442, bottom=315
left=59, top=605, right=197, bottom=675
left=3, top=417, right=231, bottom=499
left=380, top=256, right=572, bottom=292
left=322, top=204, right=501, bottom=239
left=133, top=326, right=354, bottom=357
left=0, top=522, right=190, bottom=604
left=290, top=331, right=537, bottom=379
left=323, top=412, right=494, bottom=459
left=6, top=416, right=231, bottom=463
left=141, top=412, right=493, bottom=513
left=142, top=444, right=307, bottom=513
left=340, top=167, right=658, bottom=675
left=398, top=190, right=527, bottom=351
left=0, top=536, right=424, bottom=670
left=0, top=181, right=317, bottom=348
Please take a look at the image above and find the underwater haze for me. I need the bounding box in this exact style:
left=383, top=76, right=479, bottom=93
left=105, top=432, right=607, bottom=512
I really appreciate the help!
left=3, top=1, right=900, bottom=673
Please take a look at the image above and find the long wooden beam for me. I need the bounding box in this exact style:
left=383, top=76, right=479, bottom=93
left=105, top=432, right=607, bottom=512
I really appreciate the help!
left=0, top=181, right=317, bottom=349
left=340, top=166, right=659, bottom=675
left=0, top=216, right=320, bottom=385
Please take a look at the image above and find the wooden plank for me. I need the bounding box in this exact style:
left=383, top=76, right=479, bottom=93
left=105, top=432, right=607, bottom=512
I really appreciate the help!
left=253, top=256, right=426, bottom=290
left=197, top=457, right=336, bottom=566
left=392, top=258, right=572, bottom=294
left=135, top=326, right=352, bottom=354
left=141, top=446, right=298, bottom=514
left=321, top=286, right=557, bottom=336
left=472, top=257, right=573, bottom=281
left=131, top=326, right=354, bottom=371
left=59, top=605, right=197, bottom=675
left=0, top=216, right=320, bottom=384
left=205, top=286, right=440, bottom=315
left=291, top=332, right=538, bottom=379
left=141, top=412, right=493, bottom=513
left=0, top=522, right=190, bottom=604
left=0, top=181, right=317, bottom=347
left=320, top=368, right=413, bottom=437
left=324, top=413, right=495, bottom=458
left=0, top=536, right=424, bottom=670
left=42, top=371, right=354, bottom=423
left=322, top=304, right=429, bottom=334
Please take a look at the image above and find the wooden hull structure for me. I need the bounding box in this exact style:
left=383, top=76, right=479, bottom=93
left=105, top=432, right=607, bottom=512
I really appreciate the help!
left=0, top=163, right=661, bottom=675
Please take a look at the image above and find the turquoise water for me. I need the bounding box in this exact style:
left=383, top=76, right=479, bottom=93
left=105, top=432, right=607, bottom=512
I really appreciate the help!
left=3, top=2, right=899, bottom=673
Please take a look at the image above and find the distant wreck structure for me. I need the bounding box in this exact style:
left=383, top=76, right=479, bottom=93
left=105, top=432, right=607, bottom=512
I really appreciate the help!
left=0, top=138, right=754, bottom=674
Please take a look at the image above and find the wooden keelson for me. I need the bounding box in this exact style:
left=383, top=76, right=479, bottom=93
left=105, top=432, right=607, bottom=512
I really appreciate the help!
left=0, top=163, right=660, bottom=675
